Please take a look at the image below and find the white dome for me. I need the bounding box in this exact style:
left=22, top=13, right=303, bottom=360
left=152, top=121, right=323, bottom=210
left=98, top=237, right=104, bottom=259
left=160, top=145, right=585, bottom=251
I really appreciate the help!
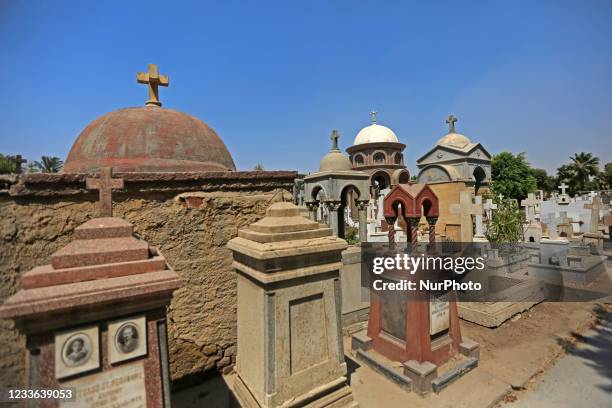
left=353, top=124, right=399, bottom=145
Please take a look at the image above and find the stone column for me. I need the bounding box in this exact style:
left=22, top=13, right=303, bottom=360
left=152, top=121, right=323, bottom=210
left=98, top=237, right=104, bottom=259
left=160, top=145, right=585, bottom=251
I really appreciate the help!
left=306, top=201, right=319, bottom=221
left=408, top=217, right=420, bottom=244
left=228, top=202, right=357, bottom=408
left=356, top=200, right=369, bottom=243
left=326, top=200, right=342, bottom=237
left=386, top=217, right=397, bottom=249
left=427, top=217, right=438, bottom=244
left=0, top=217, right=181, bottom=408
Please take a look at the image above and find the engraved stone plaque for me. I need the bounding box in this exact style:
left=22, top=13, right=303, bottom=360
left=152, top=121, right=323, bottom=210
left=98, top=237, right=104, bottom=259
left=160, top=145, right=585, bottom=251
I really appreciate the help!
left=60, top=362, right=146, bottom=408
left=429, top=292, right=450, bottom=335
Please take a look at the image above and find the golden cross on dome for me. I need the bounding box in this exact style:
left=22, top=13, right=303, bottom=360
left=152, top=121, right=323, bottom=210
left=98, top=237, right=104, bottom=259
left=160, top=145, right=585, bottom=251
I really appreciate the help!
left=446, top=114, right=457, bottom=133
left=86, top=167, right=124, bottom=217
left=370, top=110, right=378, bottom=124
left=330, top=129, right=340, bottom=150
left=136, top=63, right=169, bottom=107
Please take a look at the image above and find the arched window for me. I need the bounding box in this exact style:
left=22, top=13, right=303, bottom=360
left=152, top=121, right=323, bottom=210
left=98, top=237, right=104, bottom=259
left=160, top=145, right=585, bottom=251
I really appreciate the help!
left=354, top=154, right=364, bottom=165
left=394, top=153, right=403, bottom=165
left=373, top=152, right=385, bottom=163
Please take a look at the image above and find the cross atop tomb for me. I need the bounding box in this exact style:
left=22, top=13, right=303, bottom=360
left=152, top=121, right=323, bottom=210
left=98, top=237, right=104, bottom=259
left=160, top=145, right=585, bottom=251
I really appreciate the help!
left=446, top=114, right=457, bottom=133
left=330, top=129, right=340, bottom=151
left=15, top=155, right=26, bottom=174
left=136, top=63, right=169, bottom=107
left=86, top=167, right=124, bottom=217
left=558, top=182, right=569, bottom=195
left=370, top=110, right=378, bottom=124
left=521, top=193, right=539, bottom=224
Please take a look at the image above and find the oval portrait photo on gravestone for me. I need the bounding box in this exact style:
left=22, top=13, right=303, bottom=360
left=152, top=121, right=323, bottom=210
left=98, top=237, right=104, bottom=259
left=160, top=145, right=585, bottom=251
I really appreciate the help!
left=62, top=333, right=92, bottom=367
left=108, top=315, right=147, bottom=364
left=116, top=322, right=139, bottom=354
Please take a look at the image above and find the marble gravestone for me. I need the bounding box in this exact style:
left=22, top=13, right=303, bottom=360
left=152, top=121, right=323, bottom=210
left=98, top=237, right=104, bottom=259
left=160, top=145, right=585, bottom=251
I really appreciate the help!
left=0, top=217, right=181, bottom=407
left=227, top=202, right=357, bottom=408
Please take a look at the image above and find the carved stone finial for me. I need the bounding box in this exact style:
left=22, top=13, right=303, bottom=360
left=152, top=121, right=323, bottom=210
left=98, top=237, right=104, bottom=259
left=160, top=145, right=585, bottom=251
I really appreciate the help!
left=136, top=63, right=169, bottom=107
left=330, top=129, right=340, bottom=151
left=446, top=114, right=457, bottom=133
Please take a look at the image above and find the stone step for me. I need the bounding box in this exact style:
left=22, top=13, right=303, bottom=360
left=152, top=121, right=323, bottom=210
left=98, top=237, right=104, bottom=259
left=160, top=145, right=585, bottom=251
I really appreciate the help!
left=74, top=217, right=134, bottom=240
left=22, top=256, right=166, bottom=289
left=51, top=237, right=149, bottom=269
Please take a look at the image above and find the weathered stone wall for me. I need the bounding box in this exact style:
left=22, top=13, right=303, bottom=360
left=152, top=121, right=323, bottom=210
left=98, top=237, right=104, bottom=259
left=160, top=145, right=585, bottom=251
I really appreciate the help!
left=0, top=171, right=295, bottom=388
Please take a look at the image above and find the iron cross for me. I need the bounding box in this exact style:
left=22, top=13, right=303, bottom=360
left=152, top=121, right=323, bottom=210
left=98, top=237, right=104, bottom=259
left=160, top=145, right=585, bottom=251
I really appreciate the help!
left=137, top=63, right=169, bottom=107
left=86, top=167, right=124, bottom=217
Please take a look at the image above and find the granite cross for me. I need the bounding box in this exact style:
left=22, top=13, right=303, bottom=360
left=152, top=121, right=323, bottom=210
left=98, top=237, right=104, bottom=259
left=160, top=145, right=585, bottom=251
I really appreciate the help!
left=521, top=193, right=539, bottom=224
left=136, top=63, right=169, bottom=107
left=86, top=167, right=124, bottom=217
left=15, top=155, right=26, bottom=174
left=445, top=114, right=457, bottom=133
left=584, top=196, right=603, bottom=233
left=558, top=182, right=569, bottom=195
left=330, top=129, right=340, bottom=150
left=483, top=198, right=497, bottom=221
left=370, top=110, right=378, bottom=124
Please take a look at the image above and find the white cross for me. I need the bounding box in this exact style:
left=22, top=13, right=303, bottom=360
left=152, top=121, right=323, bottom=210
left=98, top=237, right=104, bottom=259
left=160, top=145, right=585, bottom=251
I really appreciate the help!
left=558, top=182, right=569, bottom=195
left=483, top=198, right=497, bottom=221
left=521, top=193, right=539, bottom=224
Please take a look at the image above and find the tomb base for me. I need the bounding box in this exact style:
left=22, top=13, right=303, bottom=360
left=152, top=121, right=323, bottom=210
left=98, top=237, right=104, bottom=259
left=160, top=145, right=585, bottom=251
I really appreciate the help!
left=351, top=330, right=479, bottom=395
left=233, top=374, right=358, bottom=408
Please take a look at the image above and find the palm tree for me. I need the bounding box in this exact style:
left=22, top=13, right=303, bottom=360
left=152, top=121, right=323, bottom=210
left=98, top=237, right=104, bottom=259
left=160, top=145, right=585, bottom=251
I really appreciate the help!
left=568, top=152, right=599, bottom=192
left=253, top=163, right=265, bottom=171
left=34, top=156, right=63, bottom=173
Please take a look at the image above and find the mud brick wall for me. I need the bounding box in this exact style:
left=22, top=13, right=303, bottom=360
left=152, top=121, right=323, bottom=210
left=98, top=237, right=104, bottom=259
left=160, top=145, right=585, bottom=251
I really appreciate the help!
left=0, top=171, right=295, bottom=388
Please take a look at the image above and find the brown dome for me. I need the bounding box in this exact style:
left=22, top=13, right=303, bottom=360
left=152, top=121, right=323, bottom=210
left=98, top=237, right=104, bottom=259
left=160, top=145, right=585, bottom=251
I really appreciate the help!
left=63, top=106, right=236, bottom=173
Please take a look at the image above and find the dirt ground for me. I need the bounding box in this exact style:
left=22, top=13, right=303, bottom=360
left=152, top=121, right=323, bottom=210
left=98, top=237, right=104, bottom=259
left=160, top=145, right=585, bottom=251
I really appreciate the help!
left=347, top=300, right=607, bottom=408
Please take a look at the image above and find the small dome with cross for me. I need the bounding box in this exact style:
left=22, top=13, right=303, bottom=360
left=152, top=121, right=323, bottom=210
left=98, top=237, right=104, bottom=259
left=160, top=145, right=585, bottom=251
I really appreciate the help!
left=63, top=64, right=235, bottom=173
left=352, top=111, right=399, bottom=145
left=436, top=114, right=471, bottom=149
left=319, top=130, right=352, bottom=172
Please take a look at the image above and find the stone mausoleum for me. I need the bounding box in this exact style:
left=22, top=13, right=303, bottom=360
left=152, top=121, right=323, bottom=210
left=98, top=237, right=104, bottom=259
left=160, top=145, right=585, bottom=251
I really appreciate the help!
left=416, top=115, right=491, bottom=241
left=0, top=64, right=295, bottom=389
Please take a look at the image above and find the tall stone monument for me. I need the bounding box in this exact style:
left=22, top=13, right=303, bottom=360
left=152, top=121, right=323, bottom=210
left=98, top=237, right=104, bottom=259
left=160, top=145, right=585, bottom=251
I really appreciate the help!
left=0, top=171, right=181, bottom=407
left=227, top=202, right=357, bottom=407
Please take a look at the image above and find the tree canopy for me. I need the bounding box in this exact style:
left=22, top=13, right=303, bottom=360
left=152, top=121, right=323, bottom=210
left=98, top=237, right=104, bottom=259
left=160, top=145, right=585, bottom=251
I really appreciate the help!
left=490, top=152, right=537, bottom=201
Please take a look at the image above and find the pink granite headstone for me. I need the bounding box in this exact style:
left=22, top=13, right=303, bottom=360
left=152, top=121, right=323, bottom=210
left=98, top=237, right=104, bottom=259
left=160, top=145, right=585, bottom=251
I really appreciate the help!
left=0, top=217, right=181, bottom=407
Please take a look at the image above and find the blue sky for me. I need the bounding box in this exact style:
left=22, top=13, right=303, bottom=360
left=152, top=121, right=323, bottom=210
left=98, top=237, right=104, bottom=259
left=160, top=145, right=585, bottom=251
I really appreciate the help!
left=0, top=0, right=610, bottom=175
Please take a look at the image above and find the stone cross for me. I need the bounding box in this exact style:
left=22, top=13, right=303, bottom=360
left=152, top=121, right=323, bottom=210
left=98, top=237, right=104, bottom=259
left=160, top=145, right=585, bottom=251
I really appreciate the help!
left=136, top=63, right=169, bottom=107
left=330, top=129, right=340, bottom=150
left=449, top=190, right=482, bottom=241
left=497, top=193, right=504, bottom=203
left=445, top=114, right=457, bottom=133
left=86, top=167, right=124, bottom=217
left=15, top=155, right=26, bottom=174
left=558, top=182, right=569, bottom=195
left=584, top=196, right=603, bottom=233
left=370, top=110, right=378, bottom=124
left=521, top=193, right=539, bottom=224
left=483, top=198, right=497, bottom=221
